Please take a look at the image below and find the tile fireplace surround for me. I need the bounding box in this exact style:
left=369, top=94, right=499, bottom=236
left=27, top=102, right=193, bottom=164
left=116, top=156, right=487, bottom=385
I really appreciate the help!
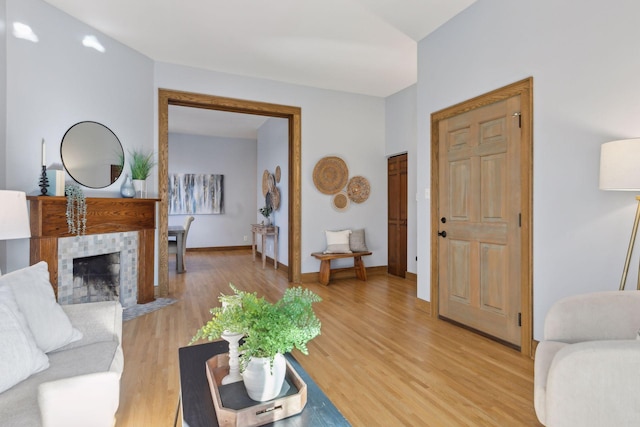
left=58, top=231, right=138, bottom=307
left=27, top=196, right=159, bottom=305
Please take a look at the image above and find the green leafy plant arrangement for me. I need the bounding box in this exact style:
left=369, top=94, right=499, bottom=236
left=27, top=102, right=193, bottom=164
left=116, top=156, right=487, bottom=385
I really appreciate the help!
left=128, top=148, right=156, bottom=180
left=191, top=284, right=322, bottom=369
left=258, top=205, right=272, bottom=219
left=65, top=183, right=86, bottom=235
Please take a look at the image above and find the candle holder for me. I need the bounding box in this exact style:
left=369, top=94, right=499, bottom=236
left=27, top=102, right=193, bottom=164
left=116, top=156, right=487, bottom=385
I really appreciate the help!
left=39, top=165, right=49, bottom=196
left=220, top=331, right=243, bottom=385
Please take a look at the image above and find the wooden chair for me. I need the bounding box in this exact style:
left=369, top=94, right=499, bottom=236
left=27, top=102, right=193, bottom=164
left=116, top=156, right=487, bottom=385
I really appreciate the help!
left=168, top=216, right=194, bottom=272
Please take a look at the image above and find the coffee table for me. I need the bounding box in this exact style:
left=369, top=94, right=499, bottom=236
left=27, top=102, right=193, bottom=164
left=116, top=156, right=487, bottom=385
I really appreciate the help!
left=178, top=341, right=350, bottom=426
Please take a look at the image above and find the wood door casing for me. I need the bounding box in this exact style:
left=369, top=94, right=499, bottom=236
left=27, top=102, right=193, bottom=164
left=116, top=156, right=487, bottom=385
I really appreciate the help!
left=438, top=96, right=522, bottom=347
left=388, top=154, right=408, bottom=277
left=158, top=89, right=302, bottom=297
left=430, top=78, right=533, bottom=356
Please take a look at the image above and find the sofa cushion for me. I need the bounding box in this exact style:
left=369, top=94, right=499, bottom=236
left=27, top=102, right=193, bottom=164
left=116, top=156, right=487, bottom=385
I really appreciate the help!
left=0, top=262, right=82, bottom=353
left=534, top=340, right=570, bottom=425
left=323, top=229, right=352, bottom=254
left=0, top=340, right=118, bottom=426
left=0, top=286, right=49, bottom=394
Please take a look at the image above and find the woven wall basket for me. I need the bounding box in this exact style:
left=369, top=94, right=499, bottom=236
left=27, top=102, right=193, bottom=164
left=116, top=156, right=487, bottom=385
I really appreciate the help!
left=347, top=176, right=370, bottom=203
left=262, top=170, right=270, bottom=197
left=331, top=191, right=350, bottom=212
left=312, top=156, right=348, bottom=195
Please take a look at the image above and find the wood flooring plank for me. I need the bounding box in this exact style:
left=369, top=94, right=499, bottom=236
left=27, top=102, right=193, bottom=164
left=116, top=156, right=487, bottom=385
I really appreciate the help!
left=115, top=250, right=540, bottom=426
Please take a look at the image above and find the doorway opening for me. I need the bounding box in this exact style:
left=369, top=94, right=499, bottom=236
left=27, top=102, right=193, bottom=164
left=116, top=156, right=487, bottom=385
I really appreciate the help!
left=430, top=78, right=533, bottom=356
left=158, top=89, right=302, bottom=297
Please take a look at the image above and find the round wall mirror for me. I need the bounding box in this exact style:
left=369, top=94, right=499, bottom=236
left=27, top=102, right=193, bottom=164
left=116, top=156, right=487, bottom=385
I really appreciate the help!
left=60, top=121, right=124, bottom=188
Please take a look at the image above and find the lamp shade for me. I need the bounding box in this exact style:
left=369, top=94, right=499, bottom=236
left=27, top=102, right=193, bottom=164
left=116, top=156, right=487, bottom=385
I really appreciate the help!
left=600, top=138, right=640, bottom=190
left=0, top=190, right=31, bottom=240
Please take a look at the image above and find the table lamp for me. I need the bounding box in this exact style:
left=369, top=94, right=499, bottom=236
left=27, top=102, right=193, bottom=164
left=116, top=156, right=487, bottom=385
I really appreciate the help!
left=599, top=138, right=640, bottom=290
left=0, top=190, right=31, bottom=275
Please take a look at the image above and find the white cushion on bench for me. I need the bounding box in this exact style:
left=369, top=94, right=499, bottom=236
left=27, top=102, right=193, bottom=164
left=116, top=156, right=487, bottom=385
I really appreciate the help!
left=323, top=229, right=352, bottom=254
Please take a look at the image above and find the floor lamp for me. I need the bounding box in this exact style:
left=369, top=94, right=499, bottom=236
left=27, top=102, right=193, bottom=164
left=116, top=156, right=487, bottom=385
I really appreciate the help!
left=0, top=190, right=31, bottom=275
left=600, top=138, right=640, bottom=290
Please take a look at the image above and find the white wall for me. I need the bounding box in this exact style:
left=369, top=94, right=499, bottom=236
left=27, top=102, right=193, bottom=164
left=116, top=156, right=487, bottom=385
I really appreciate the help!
left=0, top=0, right=8, bottom=273
left=1, top=0, right=388, bottom=277
left=386, top=84, right=417, bottom=274
left=257, top=118, right=289, bottom=265
left=3, top=0, right=154, bottom=273
left=168, top=132, right=257, bottom=248
left=155, top=62, right=388, bottom=273
left=417, top=0, right=640, bottom=339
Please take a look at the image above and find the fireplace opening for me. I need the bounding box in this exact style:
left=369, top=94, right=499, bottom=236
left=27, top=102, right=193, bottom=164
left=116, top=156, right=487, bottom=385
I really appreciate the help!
left=73, top=252, right=120, bottom=303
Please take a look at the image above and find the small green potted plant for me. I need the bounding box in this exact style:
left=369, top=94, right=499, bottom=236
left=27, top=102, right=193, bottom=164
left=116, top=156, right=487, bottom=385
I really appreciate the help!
left=128, top=148, right=156, bottom=197
left=258, top=205, right=272, bottom=225
left=192, top=284, right=322, bottom=401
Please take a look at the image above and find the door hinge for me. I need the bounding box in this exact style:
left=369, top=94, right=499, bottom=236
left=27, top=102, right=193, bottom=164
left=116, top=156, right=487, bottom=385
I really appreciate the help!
left=519, top=213, right=522, bottom=227
left=512, top=112, right=522, bottom=128
left=518, top=312, right=522, bottom=327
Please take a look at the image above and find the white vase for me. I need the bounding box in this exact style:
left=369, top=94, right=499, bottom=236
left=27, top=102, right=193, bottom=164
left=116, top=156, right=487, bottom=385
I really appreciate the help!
left=242, top=353, right=286, bottom=401
left=132, top=179, right=146, bottom=198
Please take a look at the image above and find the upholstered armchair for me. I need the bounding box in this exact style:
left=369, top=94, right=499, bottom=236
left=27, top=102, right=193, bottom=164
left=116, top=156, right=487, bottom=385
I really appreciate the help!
left=534, top=290, right=640, bottom=426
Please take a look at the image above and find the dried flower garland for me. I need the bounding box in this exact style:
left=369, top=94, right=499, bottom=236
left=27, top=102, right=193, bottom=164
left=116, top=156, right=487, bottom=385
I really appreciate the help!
left=65, top=183, right=86, bottom=235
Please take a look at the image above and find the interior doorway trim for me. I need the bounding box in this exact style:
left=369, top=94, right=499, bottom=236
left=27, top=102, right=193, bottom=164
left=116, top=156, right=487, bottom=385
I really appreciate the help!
left=429, top=77, right=533, bottom=356
left=158, top=89, right=302, bottom=296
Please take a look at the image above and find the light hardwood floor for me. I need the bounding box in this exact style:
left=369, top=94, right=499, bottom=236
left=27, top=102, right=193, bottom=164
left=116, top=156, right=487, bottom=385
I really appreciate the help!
left=115, top=250, right=541, bottom=426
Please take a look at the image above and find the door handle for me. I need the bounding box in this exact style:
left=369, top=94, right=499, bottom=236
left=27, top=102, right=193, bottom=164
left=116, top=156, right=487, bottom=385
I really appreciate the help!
left=438, top=231, right=447, bottom=238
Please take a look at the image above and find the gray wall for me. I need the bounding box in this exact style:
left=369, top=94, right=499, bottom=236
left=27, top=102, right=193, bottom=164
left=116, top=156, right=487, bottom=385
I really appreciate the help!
left=2, top=0, right=388, bottom=277
left=0, top=0, right=7, bottom=273
left=4, top=0, right=153, bottom=272
left=155, top=62, right=388, bottom=273
left=417, top=0, right=640, bottom=339
left=385, top=84, right=417, bottom=275
left=168, top=132, right=258, bottom=249
left=257, top=118, right=289, bottom=265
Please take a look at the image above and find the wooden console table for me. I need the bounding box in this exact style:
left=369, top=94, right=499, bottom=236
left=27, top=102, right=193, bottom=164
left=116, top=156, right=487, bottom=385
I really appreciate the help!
left=27, top=196, right=159, bottom=303
left=251, top=224, right=278, bottom=269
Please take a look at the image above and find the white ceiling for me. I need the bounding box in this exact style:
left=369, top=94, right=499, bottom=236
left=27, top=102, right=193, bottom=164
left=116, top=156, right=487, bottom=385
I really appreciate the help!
left=42, top=0, right=475, bottom=138
left=168, top=105, right=270, bottom=139
left=43, top=0, right=475, bottom=98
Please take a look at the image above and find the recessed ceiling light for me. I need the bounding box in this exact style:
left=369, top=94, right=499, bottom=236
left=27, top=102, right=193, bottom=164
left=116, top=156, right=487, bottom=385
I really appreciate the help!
left=12, top=22, right=38, bottom=43
left=82, top=35, right=105, bottom=53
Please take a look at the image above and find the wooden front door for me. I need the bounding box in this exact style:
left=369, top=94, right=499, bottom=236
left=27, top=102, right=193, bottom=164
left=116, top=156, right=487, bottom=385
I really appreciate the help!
left=388, top=154, right=408, bottom=277
left=437, top=96, right=522, bottom=347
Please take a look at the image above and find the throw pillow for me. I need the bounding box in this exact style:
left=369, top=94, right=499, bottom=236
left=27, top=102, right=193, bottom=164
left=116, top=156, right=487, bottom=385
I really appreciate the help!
left=324, top=229, right=352, bottom=254
left=0, top=286, right=49, bottom=393
left=0, top=261, right=82, bottom=353
left=349, top=229, right=368, bottom=252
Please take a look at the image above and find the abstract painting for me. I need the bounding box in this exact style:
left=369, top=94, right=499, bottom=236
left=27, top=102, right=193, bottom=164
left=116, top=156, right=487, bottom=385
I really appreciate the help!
left=169, top=173, right=224, bottom=214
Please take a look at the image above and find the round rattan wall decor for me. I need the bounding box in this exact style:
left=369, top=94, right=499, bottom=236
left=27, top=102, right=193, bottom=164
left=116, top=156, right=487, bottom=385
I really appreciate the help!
left=313, top=156, right=349, bottom=195
left=275, top=165, right=281, bottom=183
left=331, top=191, right=350, bottom=212
left=270, top=186, right=281, bottom=210
left=262, top=170, right=270, bottom=197
left=347, top=175, right=370, bottom=203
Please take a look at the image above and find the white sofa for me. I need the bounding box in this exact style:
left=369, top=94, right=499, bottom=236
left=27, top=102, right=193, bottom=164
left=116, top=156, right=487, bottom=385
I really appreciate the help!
left=534, top=290, right=640, bottom=426
left=0, top=300, right=123, bottom=426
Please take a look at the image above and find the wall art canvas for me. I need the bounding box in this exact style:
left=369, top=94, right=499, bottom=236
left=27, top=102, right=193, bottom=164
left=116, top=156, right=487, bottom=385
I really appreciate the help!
left=169, top=173, right=224, bottom=214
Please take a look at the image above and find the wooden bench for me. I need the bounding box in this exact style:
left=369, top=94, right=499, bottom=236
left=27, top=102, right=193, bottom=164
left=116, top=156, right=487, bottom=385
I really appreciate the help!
left=311, top=251, right=372, bottom=286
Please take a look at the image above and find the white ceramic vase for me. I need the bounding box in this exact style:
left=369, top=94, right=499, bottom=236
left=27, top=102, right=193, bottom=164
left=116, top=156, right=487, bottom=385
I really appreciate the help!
left=132, top=179, right=146, bottom=198
left=242, top=353, right=286, bottom=401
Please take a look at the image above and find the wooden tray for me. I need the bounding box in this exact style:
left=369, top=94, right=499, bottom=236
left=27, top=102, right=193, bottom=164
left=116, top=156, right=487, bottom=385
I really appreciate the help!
left=205, top=353, right=307, bottom=427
